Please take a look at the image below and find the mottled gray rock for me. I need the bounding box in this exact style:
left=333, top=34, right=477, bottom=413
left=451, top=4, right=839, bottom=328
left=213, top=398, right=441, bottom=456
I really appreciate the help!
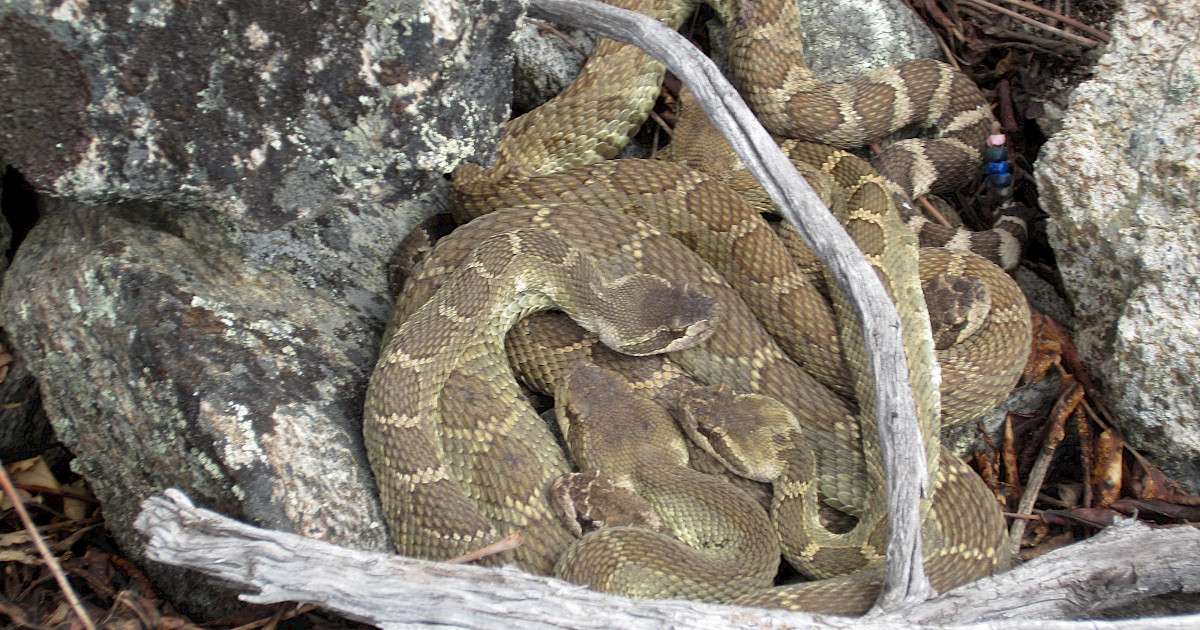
left=0, top=0, right=518, bottom=233
left=0, top=0, right=525, bottom=616
left=1035, top=0, right=1200, bottom=491
left=1, top=198, right=395, bottom=614
left=709, top=0, right=940, bottom=81
left=513, top=19, right=594, bottom=114
left=793, top=0, right=940, bottom=84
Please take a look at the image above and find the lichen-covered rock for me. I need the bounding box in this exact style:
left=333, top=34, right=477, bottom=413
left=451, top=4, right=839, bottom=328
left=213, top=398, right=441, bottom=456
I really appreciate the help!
left=793, top=0, right=939, bottom=84
left=0, top=0, right=525, bottom=616
left=513, top=20, right=594, bottom=115
left=1, top=198, right=395, bottom=614
left=1035, top=0, right=1200, bottom=490
left=0, top=0, right=519, bottom=233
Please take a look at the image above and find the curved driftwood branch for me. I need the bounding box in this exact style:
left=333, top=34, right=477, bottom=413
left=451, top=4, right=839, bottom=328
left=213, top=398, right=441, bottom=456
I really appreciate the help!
left=524, top=0, right=929, bottom=609
left=135, top=490, right=1200, bottom=630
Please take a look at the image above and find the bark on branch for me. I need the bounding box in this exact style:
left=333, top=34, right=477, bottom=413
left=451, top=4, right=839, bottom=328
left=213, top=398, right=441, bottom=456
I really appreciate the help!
left=523, top=0, right=931, bottom=609
left=135, top=490, right=1200, bottom=629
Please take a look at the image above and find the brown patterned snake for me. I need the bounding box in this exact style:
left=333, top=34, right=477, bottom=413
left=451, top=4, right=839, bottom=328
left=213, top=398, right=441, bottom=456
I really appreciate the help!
left=364, top=0, right=1032, bottom=615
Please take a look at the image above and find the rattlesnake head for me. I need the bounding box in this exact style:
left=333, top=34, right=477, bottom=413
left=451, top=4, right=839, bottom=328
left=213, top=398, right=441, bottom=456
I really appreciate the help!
left=590, top=276, right=721, bottom=355
left=676, top=383, right=806, bottom=485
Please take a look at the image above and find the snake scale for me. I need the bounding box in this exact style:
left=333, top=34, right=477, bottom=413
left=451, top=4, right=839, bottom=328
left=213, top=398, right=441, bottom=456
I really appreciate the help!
left=364, top=0, right=1032, bottom=615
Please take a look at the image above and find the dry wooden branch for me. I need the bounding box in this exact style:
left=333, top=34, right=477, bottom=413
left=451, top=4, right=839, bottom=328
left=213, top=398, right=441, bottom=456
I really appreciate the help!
left=135, top=489, right=1200, bottom=630
left=524, top=0, right=931, bottom=610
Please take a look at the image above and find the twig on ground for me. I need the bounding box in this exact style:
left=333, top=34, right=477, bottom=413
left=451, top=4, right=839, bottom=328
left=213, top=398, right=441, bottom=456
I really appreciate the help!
left=447, top=531, right=524, bottom=564
left=0, top=458, right=97, bottom=630
left=982, top=0, right=1111, bottom=42
left=1007, top=377, right=1085, bottom=554
left=959, top=0, right=1104, bottom=47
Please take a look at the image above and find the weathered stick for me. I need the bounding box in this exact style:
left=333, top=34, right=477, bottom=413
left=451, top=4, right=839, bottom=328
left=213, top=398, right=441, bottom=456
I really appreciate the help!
left=135, top=489, right=1200, bottom=630
left=525, top=0, right=930, bottom=610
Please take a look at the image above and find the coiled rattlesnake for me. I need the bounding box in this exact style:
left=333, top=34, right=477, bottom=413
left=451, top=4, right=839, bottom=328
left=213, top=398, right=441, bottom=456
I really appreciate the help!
left=364, top=0, right=1032, bottom=614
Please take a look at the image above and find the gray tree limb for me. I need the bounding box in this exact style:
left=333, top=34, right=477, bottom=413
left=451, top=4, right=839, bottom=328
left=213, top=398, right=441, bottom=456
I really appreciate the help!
left=524, top=0, right=930, bottom=610
left=135, top=489, right=1200, bottom=630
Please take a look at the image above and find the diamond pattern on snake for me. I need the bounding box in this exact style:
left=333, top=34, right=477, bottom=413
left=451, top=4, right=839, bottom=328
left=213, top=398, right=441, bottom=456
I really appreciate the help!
left=364, top=0, right=1033, bottom=615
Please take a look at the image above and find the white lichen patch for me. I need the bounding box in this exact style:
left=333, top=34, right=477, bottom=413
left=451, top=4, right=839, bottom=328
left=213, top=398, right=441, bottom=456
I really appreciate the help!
left=188, top=295, right=236, bottom=327
left=188, top=295, right=302, bottom=348
left=333, top=109, right=395, bottom=172
left=306, top=54, right=327, bottom=74
left=73, top=269, right=126, bottom=327
left=357, top=24, right=387, bottom=89
left=127, top=109, right=171, bottom=171
left=54, top=137, right=111, bottom=198
left=244, top=22, right=271, bottom=50
left=258, top=50, right=289, bottom=92
left=48, top=0, right=87, bottom=24
left=237, top=125, right=282, bottom=170
left=423, top=0, right=461, bottom=43
left=389, top=76, right=434, bottom=104
left=415, top=134, right=470, bottom=171
left=263, top=404, right=380, bottom=540
left=201, top=398, right=264, bottom=470
left=126, top=0, right=175, bottom=28
left=195, top=60, right=229, bottom=113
